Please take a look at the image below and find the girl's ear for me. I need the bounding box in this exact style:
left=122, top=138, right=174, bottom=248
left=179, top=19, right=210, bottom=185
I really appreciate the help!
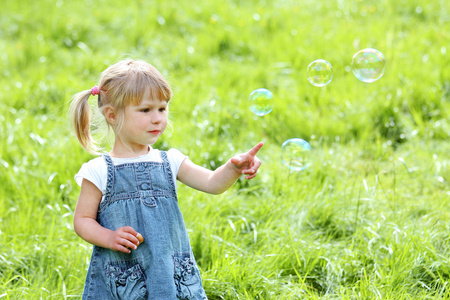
left=104, top=106, right=116, bottom=125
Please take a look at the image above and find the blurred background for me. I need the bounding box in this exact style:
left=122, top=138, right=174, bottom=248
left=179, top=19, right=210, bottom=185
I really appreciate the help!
left=0, top=0, right=449, bottom=298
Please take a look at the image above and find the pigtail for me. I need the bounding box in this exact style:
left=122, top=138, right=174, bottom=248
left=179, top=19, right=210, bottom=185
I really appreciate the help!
left=69, top=90, right=99, bottom=154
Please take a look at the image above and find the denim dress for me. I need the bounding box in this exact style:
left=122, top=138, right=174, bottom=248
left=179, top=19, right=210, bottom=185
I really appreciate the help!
left=82, top=152, right=207, bottom=300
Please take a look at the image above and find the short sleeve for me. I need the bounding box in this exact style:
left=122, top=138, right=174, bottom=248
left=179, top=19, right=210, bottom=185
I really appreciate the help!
left=74, top=157, right=108, bottom=194
left=167, top=148, right=187, bottom=179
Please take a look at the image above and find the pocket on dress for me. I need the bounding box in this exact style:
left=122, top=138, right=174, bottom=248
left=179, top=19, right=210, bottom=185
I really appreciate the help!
left=173, top=252, right=203, bottom=299
left=105, top=260, right=148, bottom=300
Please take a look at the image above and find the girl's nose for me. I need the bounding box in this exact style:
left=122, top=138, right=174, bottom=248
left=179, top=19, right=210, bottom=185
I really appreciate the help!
left=151, top=111, right=162, bottom=123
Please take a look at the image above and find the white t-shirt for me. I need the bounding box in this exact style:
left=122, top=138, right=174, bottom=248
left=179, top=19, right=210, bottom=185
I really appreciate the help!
left=75, top=147, right=187, bottom=202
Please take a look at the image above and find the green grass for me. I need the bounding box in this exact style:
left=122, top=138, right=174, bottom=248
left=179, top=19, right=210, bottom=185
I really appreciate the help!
left=1, top=0, right=449, bottom=298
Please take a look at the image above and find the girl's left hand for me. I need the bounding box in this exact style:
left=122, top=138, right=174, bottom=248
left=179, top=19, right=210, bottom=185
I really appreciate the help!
left=230, top=142, right=264, bottom=179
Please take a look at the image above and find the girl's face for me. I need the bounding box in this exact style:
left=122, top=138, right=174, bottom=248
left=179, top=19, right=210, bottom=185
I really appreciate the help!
left=117, top=89, right=168, bottom=152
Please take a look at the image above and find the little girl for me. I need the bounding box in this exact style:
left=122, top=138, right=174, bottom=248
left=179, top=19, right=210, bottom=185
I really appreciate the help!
left=70, top=59, right=263, bottom=299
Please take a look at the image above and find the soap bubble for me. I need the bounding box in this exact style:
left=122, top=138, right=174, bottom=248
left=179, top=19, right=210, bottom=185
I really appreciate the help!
left=351, top=48, right=385, bottom=83
left=307, top=59, right=333, bottom=87
left=281, top=138, right=311, bottom=171
left=249, top=88, right=273, bottom=116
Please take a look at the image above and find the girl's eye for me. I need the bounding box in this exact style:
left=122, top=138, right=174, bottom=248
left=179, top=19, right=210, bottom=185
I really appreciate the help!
left=159, top=107, right=167, bottom=112
left=141, top=108, right=150, bottom=113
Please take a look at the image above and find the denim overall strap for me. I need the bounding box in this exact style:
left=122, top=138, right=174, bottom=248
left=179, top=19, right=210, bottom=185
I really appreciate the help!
left=99, top=153, right=115, bottom=213
left=160, top=151, right=177, bottom=197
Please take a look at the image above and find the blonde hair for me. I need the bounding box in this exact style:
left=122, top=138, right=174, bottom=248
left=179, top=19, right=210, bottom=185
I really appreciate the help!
left=69, top=59, right=172, bottom=154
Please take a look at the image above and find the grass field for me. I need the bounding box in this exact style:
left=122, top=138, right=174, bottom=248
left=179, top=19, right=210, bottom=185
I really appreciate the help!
left=1, top=0, right=449, bottom=299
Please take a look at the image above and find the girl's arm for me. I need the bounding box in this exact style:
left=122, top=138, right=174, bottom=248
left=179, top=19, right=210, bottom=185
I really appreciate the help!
left=73, top=179, right=140, bottom=253
left=177, top=142, right=263, bottom=195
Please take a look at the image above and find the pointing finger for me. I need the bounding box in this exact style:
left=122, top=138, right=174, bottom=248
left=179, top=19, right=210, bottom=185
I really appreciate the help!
left=247, top=142, right=264, bottom=157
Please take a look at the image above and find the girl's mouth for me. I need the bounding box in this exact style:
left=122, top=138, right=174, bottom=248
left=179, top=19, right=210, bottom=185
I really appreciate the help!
left=149, top=130, right=160, bottom=135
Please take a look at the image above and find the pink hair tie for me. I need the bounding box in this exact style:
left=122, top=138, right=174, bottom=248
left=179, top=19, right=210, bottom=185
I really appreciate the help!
left=91, top=86, right=100, bottom=96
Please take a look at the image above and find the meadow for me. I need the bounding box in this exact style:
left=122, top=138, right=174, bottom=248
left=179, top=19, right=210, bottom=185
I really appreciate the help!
left=1, top=0, right=449, bottom=298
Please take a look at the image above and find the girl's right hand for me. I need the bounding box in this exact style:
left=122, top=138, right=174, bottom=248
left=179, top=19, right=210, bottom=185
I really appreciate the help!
left=107, top=226, right=140, bottom=253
